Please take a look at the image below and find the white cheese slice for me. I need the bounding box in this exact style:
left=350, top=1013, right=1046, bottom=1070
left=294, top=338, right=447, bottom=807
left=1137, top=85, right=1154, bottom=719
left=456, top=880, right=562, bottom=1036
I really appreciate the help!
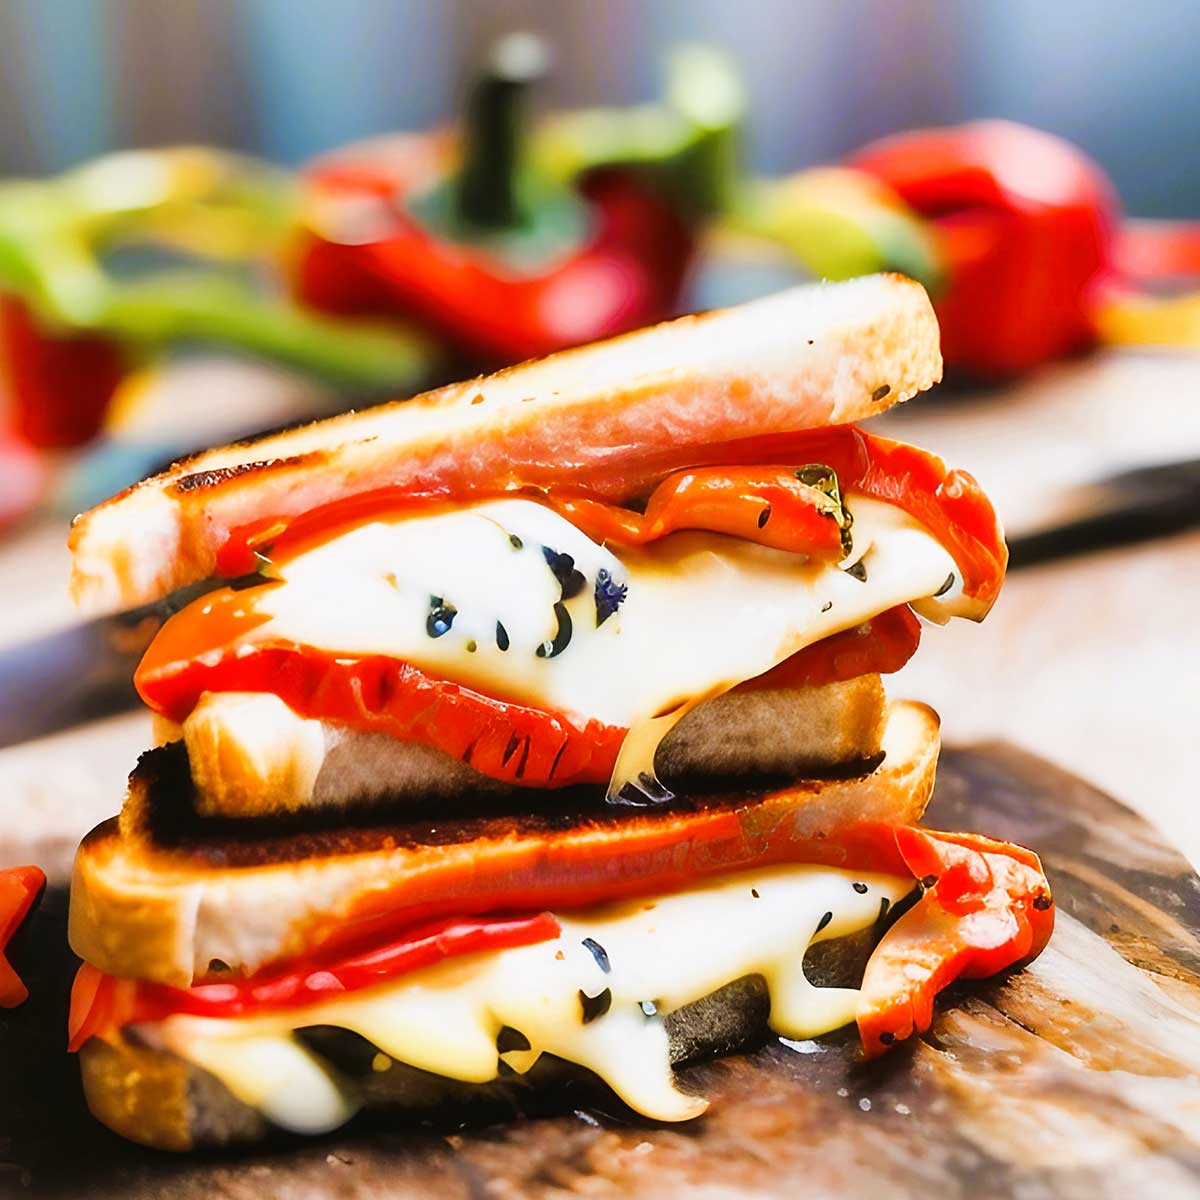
left=254, top=494, right=962, bottom=730
left=150, top=862, right=913, bottom=1134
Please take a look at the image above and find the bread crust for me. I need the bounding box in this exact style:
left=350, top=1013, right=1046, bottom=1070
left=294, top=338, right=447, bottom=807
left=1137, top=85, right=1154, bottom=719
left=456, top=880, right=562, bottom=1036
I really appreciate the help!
left=68, top=275, right=941, bottom=613
left=69, top=701, right=938, bottom=985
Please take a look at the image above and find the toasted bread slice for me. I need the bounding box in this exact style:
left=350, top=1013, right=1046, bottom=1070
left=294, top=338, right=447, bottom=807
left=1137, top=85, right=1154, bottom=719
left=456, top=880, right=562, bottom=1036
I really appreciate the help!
left=70, top=700, right=938, bottom=986
left=81, top=947, right=882, bottom=1151
left=69, top=275, right=941, bottom=613
left=166, top=676, right=886, bottom=819
left=84, top=930, right=882, bottom=1153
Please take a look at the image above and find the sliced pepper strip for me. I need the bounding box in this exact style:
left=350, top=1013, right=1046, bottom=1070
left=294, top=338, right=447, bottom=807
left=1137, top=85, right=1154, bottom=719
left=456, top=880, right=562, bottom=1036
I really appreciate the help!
left=214, top=427, right=1006, bottom=619
left=857, top=826, right=1053, bottom=1056
left=136, top=583, right=922, bottom=789
left=69, top=910, right=560, bottom=1051
left=0, top=865, right=46, bottom=1008
left=548, top=466, right=848, bottom=560
left=68, top=825, right=1052, bottom=1057
left=743, top=605, right=921, bottom=692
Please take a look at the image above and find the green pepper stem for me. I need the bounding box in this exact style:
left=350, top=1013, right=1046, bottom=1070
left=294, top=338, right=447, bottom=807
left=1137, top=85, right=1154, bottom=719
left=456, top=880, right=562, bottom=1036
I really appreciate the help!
left=455, top=33, right=548, bottom=229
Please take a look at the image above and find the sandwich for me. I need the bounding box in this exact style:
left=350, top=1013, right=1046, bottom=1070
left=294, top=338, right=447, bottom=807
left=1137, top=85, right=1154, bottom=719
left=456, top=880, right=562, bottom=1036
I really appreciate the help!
left=64, top=274, right=1053, bottom=1151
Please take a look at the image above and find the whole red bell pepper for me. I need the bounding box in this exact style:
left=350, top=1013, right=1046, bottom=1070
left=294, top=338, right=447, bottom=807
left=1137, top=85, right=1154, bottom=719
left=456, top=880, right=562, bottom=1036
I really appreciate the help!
left=294, top=38, right=694, bottom=366
left=0, top=294, right=127, bottom=448
left=849, top=121, right=1118, bottom=377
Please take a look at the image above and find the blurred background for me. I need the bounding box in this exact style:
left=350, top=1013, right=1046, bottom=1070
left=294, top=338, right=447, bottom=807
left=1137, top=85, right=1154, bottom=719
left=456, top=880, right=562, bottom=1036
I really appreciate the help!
left=3, top=0, right=1200, bottom=217
left=0, top=0, right=1197, bottom=877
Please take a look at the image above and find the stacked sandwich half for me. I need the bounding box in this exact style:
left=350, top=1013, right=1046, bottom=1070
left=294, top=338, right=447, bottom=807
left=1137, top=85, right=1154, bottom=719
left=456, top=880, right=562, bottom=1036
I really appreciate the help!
left=65, top=275, right=1053, bottom=1150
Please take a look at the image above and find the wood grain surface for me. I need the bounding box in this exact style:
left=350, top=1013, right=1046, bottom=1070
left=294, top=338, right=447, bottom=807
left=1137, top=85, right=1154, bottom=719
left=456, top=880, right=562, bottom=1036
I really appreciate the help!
left=2, top=743, right=1199, bottom=1199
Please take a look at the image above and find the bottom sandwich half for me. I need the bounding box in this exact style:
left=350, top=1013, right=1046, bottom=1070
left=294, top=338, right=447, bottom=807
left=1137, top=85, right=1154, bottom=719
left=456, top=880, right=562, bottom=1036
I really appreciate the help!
left=67, top=701, right=1054, bottom=1151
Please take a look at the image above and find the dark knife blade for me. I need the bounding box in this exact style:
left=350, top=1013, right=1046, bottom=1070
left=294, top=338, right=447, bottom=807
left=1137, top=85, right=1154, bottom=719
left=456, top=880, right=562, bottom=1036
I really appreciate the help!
left=0, top=580, right=219, bottom=749
left=1008, top=457, right=1200, bottom=569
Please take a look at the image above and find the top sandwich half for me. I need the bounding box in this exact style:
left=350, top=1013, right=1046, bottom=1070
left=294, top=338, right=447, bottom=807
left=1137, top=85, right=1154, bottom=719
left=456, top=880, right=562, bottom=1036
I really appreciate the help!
left=69, top=274, right=944, bottom=613
left=66, top=274, right=1005, bottom=818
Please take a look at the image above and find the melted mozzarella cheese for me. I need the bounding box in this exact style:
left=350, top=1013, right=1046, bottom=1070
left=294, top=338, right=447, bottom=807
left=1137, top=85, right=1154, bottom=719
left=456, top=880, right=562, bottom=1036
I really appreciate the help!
left=257, top=495, right=961, bottom=730
left=149, top=864, right=913, bottom=1135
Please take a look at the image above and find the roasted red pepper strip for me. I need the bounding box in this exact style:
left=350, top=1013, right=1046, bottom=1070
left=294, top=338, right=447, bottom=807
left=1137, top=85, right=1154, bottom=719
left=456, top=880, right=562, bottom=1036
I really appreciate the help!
left=0, top=294, right=126, bottom=449
left=135, top=590, right=912, bottom=789
left=549, top=466, right=847, bottom=560
left=743, top=605, right=920, bottom=692
left=214, top=428, right=1006, bottom=619
left=69, top=910, right=560, bottom=1051
left=850, top=120, right=1117, bottom=376
left=0, top=865, right=46, bottom=1008
left=69, top=825, right=1052, bottom=1054
left=857, top=827, right=1053, bottom=1055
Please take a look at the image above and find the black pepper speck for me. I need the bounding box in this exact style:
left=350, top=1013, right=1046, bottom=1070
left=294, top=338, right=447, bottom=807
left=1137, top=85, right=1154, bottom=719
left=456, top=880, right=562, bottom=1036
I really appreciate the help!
left=425, top=597, right=457, bottom=638
left=579, top=988, right=613, bottom=1024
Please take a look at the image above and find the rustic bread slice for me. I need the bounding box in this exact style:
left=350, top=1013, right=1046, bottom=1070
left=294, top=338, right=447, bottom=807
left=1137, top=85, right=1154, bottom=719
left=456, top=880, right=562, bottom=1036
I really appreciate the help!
left=164, top=675, right=886, bottom=820
left=69, top=275, right=941, bottom=613
left=69, top=700, right=938, bottom=986
left=81, top=957, right=874, bottom=1151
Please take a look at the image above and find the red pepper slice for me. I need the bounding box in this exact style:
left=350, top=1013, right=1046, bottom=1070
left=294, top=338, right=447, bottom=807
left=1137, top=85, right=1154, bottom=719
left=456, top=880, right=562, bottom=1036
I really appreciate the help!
left=743, top=605, right=921, bottom=692
left=857, top=827, right=1053, bottom=1055
left=69, top=910, right=560, bottom=1050
left=0, top=865, right=46, bottom=1008
left=137, top=607, right=628, bottom=788
left=635, top=428, right=1003, bottom=614
left=135, top=594, right=914, bottom=789
left=214, top=427, right=1006, bottom=618
left=549, top=466, right=847, bottom=560
left=68, top=825, right=1053, bottom=1056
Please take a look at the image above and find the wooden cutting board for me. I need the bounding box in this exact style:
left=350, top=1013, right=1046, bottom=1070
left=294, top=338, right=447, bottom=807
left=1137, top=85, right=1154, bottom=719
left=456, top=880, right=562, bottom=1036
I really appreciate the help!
left=3, top=743, right=1199, bottom=1199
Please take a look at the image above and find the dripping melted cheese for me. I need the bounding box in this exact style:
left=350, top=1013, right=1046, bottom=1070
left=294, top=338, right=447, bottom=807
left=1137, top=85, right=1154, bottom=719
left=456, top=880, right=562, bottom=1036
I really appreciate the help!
left=250, top=494, right=963, bottom=732
left=148, top=864, right=914, bottom=1135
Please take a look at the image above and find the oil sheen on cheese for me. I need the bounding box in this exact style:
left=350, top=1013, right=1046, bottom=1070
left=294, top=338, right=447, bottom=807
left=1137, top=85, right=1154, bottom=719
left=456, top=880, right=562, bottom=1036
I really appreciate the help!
left=250, top=494, right=963, bottom=732
left=150, top=863, right=914, bottom=1135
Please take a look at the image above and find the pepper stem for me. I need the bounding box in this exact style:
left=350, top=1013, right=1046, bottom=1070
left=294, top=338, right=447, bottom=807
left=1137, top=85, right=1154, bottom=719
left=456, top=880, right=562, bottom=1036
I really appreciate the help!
left=455, top=33, right=548, bottom=230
